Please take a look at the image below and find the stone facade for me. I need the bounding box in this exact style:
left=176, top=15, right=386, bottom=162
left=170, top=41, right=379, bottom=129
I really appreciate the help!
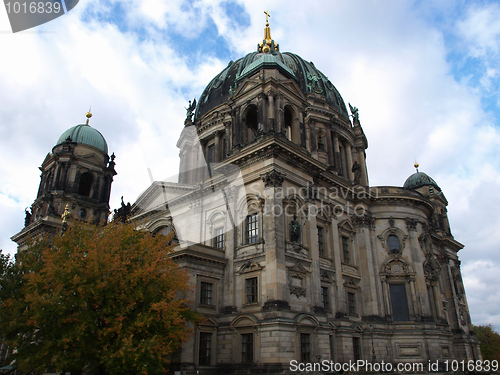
left=129, top=23, right=480, bottom=375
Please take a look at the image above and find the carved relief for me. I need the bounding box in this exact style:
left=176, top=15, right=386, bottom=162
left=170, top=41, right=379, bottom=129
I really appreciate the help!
left=261, top=169, right=285, bottom=188
left=343, top=277, right=359, bottom=289
left=405, top=217, right=418, bottom=231
left=352, top=214, right=375, bottom=230
left=320, top=270, right=335, bottom=283
left=288, top=263, right=309, bottom=298
left=388, top=217, right=395, bottom=228
left=423, top=252, right=441, bottom=285
left=238, top=260, right=264, bottom=274
left=380, top=256, right=413, bottom=277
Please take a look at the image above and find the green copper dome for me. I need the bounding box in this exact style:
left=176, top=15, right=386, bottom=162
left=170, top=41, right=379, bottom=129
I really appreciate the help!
left=56, top=124, right=108, bottom=154
left=194, top=19, right=348, bottom=122
left=194, top=51, right=349, bottom=121
left=403, top=172, right=441, bottom=191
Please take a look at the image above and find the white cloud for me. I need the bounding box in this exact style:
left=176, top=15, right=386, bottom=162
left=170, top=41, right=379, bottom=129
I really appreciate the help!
left=457, top=3, right=500, bottom=57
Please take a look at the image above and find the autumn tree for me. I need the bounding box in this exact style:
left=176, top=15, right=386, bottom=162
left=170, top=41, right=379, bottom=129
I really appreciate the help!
left=0, top=220, right=200, bottom=375
left=473, top=324, right=500, bottom=362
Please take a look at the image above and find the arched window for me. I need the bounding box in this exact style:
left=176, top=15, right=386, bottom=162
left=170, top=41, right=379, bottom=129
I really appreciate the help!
left=284, top=106, right=300, bottom=144
left=78, top=172, right=93, bottom=197
left=245, top=106, right=258, bottom=143
left=387, top=235, right=401, bottom=253
left=285, top=107, right=292, bottom=140
left=154, top=226, right=170, bottom=236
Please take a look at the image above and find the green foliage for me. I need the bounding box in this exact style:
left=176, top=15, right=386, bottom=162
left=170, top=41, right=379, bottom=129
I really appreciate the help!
left=473, top=324, right=500, bottom=361
left=0, top=221, right=200, bottom=375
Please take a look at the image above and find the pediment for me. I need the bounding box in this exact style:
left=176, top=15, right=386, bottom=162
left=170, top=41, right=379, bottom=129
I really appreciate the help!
left=233, top=79, right=260, bottom=98
left=231, top=315, right=258, bottom=327
left=277, top=79, right=306, bottom=100
left=41, top=152, right=55, bottom=169
left=238, top=261, right=263, bottom=274
left=352, top=323, right=363, bottom=332
left=338, top=219, right=356, bottom=233
left=287, top=262, right=309, bottom=275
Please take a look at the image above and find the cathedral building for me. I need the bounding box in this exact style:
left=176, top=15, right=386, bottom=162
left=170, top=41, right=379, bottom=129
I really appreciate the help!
left=13, top=17, right=479, bottom=375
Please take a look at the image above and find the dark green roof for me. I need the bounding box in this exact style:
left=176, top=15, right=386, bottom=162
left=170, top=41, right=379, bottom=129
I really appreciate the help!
left=56, top=124, right=108, bottom=154
left=194, top=51, right=349, bottom=121
left=403, top=172, right=441, bottom=191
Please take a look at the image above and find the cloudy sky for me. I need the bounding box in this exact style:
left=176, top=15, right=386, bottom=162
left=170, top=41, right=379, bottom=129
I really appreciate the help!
left=1, top=0, right=499, bottom=328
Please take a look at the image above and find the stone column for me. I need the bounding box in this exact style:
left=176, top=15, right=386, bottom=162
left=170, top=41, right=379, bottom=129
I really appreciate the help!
left=357, top=147, right=369, bottom=186
left=261, top=170, right=286, bottom=303
left=326, top=128, right=334, bottom=167
left=381, top=277, right=391, bottom=317
left=331, top=217, right=346, bottom=314
left=333, top=133, right=340, bottom=173
left=214, top=130, right=221, bottom=162
left=346, top=143, right=354, bottom=181
left=305, top=118, right=312, bottom=152
left=277, top=93, right=284, bottom=134
left=352, top=215, right=380, bottom=316
left=309, top=119, right=317, bottom=154
left=224, top=121, right=231, bottom=157
left=257, top=94, right=265, bottom=134
left=268, top=91, right=275, bottom=132
left=409, top=277, right=419, bottom=319
left=306, top=198, right=321, bottom=308
left=232, top=108, right=241, bottom=150
left=406, top=218, right=426, bottom=317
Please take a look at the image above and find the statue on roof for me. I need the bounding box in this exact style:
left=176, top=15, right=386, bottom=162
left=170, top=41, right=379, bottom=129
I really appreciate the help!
left=24, top=208, right=32, bottom=227
left=114, top=196, right=132, bottom=223
left=349, top=103, right=359, bottom=122
left=185, top=99, right=197, bottom=121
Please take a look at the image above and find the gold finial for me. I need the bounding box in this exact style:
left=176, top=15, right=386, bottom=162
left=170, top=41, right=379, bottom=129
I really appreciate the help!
left=61, top=204, right=71, bottom=224
left=414, top=161, right=419, bottom=172
left=259, top=10, right=278, bottom=53
left=85, top=107, right=92, bottom=125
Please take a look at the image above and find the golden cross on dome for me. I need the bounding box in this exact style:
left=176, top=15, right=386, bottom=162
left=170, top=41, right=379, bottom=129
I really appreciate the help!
left=259, top=10, right=278, bottom=53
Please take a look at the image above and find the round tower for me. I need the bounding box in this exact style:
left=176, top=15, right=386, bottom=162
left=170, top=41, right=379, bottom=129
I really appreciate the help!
left=12, top=111, right=117, bottom=248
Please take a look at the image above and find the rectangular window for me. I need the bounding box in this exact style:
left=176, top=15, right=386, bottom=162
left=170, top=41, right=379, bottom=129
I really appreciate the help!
left=200, top=282, right=213, bottom=306
left=245, top=277, right=258, bottom=304
left=342, top=236, right=350, bottom=264
left=199, top=332, right=212, bottom=365
left=241, top=333, right=254, bottom=363
left=321, top=286, right=329, bottom=310
left=300, top=333, right=311, bottom=362
left=390, top=284, right=410, bottom=321
left=214, top=227, right=224, bottom=249
left=247, top=213, right=258, bottom=244
left=348, top=292, right=356, bottom=315
left=317, top=226, right=324, bottom=256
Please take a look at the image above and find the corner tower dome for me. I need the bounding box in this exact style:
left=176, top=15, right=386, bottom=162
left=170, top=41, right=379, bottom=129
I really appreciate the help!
left=194, top=14, right=348, bottom=121
left=403, top=163, right=441, bottom=191
left=56, top=111, right=108, bottom=154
